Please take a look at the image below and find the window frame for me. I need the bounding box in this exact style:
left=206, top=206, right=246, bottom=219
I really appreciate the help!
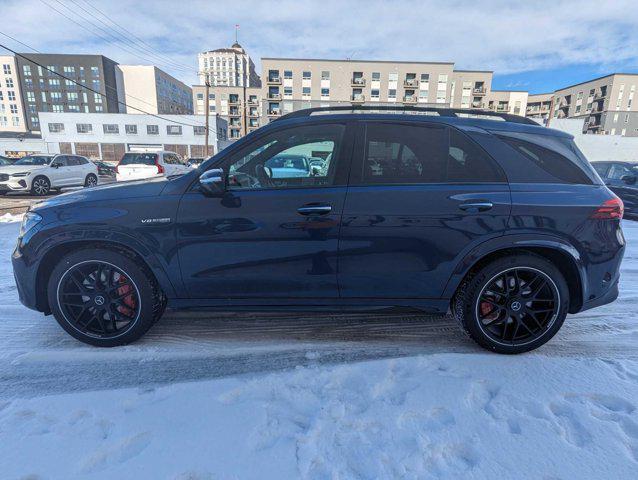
left=349, top=121, right=507, bottom=187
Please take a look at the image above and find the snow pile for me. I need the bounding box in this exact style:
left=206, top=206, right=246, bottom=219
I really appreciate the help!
left=0, top=212, right=23, bottom=223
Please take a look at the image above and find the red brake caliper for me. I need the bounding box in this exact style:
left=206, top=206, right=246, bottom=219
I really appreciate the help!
left=116, top=275, right=136, bottom=317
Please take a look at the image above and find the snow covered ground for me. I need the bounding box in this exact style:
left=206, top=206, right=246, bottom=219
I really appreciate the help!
left=1, top=219, right=638, bottom=479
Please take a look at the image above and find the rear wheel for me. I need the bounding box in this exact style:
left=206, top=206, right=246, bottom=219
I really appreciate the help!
left=47, top=249, right=163, bottom=347
left=453, top=254, right=569, bottom=354
left=84, top=173, right=98, bottom=187
left=31, top=176, right=50, bottom=196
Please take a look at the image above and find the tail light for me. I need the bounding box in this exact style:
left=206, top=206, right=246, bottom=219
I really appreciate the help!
left=154, top=155, right=164, bottom=174
left=592, top=197, right=624, bottom=219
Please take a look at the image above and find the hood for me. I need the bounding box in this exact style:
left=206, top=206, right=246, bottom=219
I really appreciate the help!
left=0, top=164, right=46, bottom=174
left=32, top=177, right=169, bottom=211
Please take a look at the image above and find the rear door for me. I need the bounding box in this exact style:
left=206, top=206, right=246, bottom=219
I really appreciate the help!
left=338, top=121, right=511, bottom=300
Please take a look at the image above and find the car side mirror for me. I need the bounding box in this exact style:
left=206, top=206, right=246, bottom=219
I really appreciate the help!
left=50, top=163, right=60, bottom=168
left=621, top=174, right=637, bottom=185
left=199, top=168, right=226, bottom=196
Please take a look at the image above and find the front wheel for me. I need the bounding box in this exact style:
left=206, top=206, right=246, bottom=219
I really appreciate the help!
left=84, top=173, right=98, bottom=187
left=453, top=254, right=569, bottom=354
left=30, top=176, right=51, bottom=196
left=47, top=249, right=163, bottom=347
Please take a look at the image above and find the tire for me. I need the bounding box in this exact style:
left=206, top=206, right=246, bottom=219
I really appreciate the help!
left=84, top=173, right=98, bottom=188
left=47, top=248, right=164, bottom=347
left=452, top=253, right=569, bottom=354
left=30, top=175, right=51, bottom=196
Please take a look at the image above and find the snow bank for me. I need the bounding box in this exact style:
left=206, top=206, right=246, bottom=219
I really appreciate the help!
left=0, top=212, right=23, bottom=223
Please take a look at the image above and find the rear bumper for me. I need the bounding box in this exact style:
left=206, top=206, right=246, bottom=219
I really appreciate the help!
left=579, top=279, right=619, bottom=312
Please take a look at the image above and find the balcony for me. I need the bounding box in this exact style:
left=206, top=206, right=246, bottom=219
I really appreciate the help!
left=248, top=98, right=259, bottom=105
left=267, top=110, right=282, bottom=117
left=351, top=93, right=365, bottom=103
left=267, top=76, right=281, bottom=85
left=228, top=97, right=240, bottom=105
left=473, top=87, right=486, bottom=95
left=404, top=78, right=419, bottom=88
left=267, top=93, right=282, bottom=100
left=472, top=101, right=485, bottom=109
left=403, top=95, right=417, bottom=103
left=351, top=77, right=366, bottom=86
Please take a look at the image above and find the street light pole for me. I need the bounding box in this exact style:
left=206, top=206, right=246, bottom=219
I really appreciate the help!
left=204, top=78, right=210, bottom=156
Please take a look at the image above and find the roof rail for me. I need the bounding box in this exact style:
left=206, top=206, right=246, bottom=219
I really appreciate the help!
left=275, top=105, right=538, bottom=125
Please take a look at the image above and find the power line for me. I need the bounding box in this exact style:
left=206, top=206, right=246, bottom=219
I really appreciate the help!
left=39, top=0, right=195, bottom=75
left=0, top=42, right=207, bottom=128
left=76, top=0, right=198, bottom=74
left=0, top=31, right=43, bottom=53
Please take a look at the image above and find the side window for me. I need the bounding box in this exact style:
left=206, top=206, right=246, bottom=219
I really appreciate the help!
left=226, top=123, right=345, bottom=190
left=592, top=163, right=609, bottom=178
left=77, top=156, right=89, bottom=165
left=448, top=128, right=505, bottom=182
left=66, top=156, right=78, bottom=166
left=362, top=123, right=447, bottom=184
left=497, top=133, right=593, bottom=185
left=163, top=154, right=175, bottom=165
left=52, top=156, right=68, bottom=167
left=607, top=164, right=633, bottom=180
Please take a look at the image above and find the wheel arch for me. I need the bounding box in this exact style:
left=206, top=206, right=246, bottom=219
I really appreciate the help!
left=35, top=239, right=176, bottom=314
left=444, top=236, right=586, bottom=314
left=30, top=174, right=51, bottom=191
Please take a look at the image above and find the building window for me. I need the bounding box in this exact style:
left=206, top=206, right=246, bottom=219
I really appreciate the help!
left=91, top=66, right=99, bottom=76
left=283, top=70, right=293, bottom=79
left=5, top=78, right=13, bottom=88
left=302, top=87, right=311, bottom=95
left=68, top=105, right=80, bottom=112
left=51, top=92, right=62, bottom=101
left=7, top=91, right=15, bottom=101
left=420, top=73, right=430, bottom=83
left=209, top=105, right=216, bottom=112
left=49, top=78, right=60, bottom=87
left=321, top=88, right=330, bottom=97
left=372, top=72, right=381, bottom=81
left=389, top=72, right=398, bottom=82
left=321, top=71, right=330, bottom=80
left=26, top=91, right=35, bottom=102
left=2, top=64, right=11, bottom=75
left=22, top=65, right=31, bottom=76
left=371, top=89, right=380, bottom=99
left=48, top=123, right=64, bottom=133
left=167, top=125, right=182, bottom=135
left=67, top=92, right=78, bottom=102
left=103, top=124, right=119, bottom=134
left=10, top=104, right=18, bottom=114
left=388, top=89, right=396, bottom=99
left=125, top=124, right=138, bottom=134
left=193, top=126, right=206, bottom=135
left=284, top=86, right=292, bottom=97
left=76, top=123, right=93, bottom=134
left=63, top=66, right=75, bottom=74
left=302, top=71, right=311, bottom=79
left=196, top=93, right=203, bottom=100
left=147, top=125, right=159, bottom=135
left=52, top=105, right=63, bottom=113
left=94, top=93, right=102, bottom=104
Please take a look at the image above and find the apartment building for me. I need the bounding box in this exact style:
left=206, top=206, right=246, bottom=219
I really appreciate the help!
left=260, top=58, right=494, bottom=123
left=551, top=73, right=638, bottom=136
left=15, top=53, right=121, bottom=132
left=116, top=65, right=193, bottom=115
left=198, top=43, right=260, bottom=88
left=526, top=93, right=553, bottom=121
left=485, top=90, right=528, bottom=116
left=192, top=85, right=261, bottom=139
left=0, top=55, right=27, bottom=132
left=39, top=112, right=228, bottom=161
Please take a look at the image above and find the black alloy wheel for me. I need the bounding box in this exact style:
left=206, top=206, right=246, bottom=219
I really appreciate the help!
left=476, top=267, right=560, bottom=345
left=57, top=261, right=141, bottom=339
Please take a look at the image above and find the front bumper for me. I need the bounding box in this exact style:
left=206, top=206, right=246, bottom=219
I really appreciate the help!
left=0, top=179, right=30, bottom=191
left=12, top=237, right=42, bottom=312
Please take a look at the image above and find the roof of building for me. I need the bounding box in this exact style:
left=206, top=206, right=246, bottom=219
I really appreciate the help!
left=453, top=69, right=494, bottom=74
left=554, top=73, right=638, bottom=93
left=261, top=57, right=455, bottom=66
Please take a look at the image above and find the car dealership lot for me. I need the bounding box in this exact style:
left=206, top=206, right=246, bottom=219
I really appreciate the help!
left=1, top=219, right=637, bottom=478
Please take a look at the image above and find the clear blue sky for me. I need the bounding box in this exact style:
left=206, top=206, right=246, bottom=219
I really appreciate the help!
left=2, top=0, right=637, bottom=93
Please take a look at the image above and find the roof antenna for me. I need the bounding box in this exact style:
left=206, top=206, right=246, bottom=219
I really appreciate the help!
left=235, top=24, right=239, bottom=44
left=346, top=51, right=356, bottom=61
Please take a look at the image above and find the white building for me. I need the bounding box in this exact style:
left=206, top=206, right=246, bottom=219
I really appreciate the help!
left=198, top=43, right=260, bottom=87
left=0, top=55, right=27, bottom=133
left=38, top=112, right=228, bottom=162
left=116, top=65, right=193, bottom=115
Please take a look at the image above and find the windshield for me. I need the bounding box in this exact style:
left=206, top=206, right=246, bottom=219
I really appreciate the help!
left=265, top=155, right=309, bottom=171
left=0, top=157, right=11, bottom=165
left=14, top=155, right=52, bottom=166
left=119, top=153, right=157, bottom=166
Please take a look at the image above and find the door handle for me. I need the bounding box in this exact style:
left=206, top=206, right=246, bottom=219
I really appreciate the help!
left=459, top=202, right=493, bottom=212
left=297, top=204, right=332, bottom=215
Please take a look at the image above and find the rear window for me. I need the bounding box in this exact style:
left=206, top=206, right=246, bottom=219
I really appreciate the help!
left=119, top=153, right=157, bottom=166
left=496, top=132, right=595, bottom=185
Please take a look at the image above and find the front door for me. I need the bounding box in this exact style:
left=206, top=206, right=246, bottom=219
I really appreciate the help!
left=338, top=121, right=511, bottom=299
left=176, top=121, right=352, bottom=300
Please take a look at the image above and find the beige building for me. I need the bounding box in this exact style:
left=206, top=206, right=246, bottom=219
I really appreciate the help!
left=116, top=65, right=193, bottom=115
left=526, top=93, right=553, bottom=121
left=0, top=55, right=27, bottom=132
left=551, top=73, right=638, bottom=136
left=192, top=85, right=261, bottom=139
left=198, top=43, right=260, bottom=88
left=485, top=90, right=528, bottom=116
left=260, top=58, right=495, bottom=123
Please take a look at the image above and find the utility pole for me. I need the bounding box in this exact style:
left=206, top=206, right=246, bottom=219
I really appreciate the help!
left=204, top=76, right=210, bottom=156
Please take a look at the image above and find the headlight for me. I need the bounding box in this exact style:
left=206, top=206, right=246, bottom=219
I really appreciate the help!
left=11, top=172, right=32, bottom=177
left=19, top=211, right=42, bottom=237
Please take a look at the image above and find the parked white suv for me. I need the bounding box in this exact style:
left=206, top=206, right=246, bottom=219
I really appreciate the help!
left=0, top=154, right=98, bottom=196
left=115, top=151, right=190, bottom=182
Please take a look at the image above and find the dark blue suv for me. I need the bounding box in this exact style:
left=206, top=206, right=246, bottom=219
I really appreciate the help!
left=12, top=107, right=625, bottom=353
